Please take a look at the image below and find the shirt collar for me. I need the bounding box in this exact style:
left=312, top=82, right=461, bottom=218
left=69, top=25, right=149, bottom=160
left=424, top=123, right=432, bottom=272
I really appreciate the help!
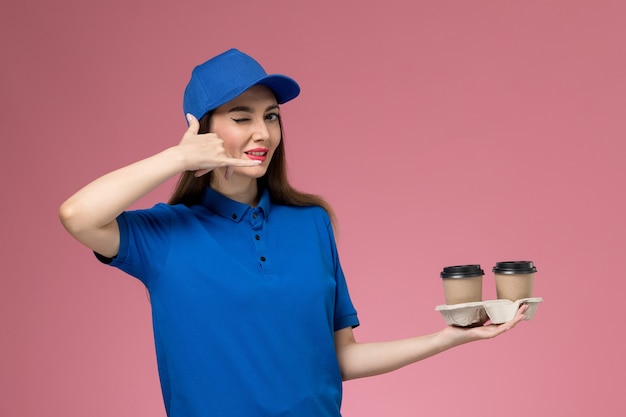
left=201, top=187, right=271, bottom=223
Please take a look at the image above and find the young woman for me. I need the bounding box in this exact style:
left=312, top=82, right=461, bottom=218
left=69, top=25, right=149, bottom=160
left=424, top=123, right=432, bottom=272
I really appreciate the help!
left=59, top=48, right=527, bottom=417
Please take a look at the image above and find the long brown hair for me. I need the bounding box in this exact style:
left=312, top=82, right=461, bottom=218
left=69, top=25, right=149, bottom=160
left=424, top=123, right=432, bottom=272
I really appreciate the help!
left=168, top=112, right=337, bottom=225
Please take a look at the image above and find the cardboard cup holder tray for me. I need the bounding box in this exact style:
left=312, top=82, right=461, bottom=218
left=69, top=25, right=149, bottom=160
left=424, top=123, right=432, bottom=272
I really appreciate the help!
left=435, top=297, right=543, bottom=327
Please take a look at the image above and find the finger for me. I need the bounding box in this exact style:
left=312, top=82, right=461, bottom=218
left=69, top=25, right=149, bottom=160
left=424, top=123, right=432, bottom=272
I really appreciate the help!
left=515, top=304, right=529, bottom=320
left=502, top=307, right=528, bottom=331
left=223, top=157, right=262, bottom=179
left=221, top=157, right=263, bottom=167
left=224, top=166, right=234, bottom=180
left=194, top=168, right=211, bottom=177
left=193, top=158, right=260, bottom=178
left=186, top=113, right=200, bottom=134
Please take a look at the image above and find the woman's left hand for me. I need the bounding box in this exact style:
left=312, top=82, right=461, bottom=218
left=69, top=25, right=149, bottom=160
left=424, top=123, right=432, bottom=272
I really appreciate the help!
left=439, top=304, right=529, bottom=347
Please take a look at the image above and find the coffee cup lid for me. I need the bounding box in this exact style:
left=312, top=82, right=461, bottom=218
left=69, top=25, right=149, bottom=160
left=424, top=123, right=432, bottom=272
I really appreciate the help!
left=492, top=261, right=537, bottom=274
left=440, top=264, right=484, bottom=279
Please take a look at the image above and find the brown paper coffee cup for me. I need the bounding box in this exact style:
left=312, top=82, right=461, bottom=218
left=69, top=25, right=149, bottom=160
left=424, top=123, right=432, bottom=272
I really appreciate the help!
left=440, top=265, right=484, bottom=305
left=493, top=261, right=537, bottom=301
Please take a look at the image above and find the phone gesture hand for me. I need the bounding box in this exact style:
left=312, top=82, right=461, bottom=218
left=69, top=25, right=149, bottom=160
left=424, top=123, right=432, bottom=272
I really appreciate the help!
left=181, top=113, right=261, bottom=179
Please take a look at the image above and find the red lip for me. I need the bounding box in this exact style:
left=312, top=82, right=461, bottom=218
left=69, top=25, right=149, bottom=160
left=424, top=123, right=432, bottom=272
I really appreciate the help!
left=244, top=148, right=269, bottom=162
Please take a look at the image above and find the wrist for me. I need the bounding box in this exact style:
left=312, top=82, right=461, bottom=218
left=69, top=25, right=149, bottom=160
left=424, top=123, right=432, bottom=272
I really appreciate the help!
left=159, top=146, right=191, bottom=175
left=436, top=326, right=476, bottom=351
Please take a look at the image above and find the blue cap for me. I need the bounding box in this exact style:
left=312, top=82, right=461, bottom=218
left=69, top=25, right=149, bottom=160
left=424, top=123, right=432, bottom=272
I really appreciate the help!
left=183, top=48, right=301, bottom=121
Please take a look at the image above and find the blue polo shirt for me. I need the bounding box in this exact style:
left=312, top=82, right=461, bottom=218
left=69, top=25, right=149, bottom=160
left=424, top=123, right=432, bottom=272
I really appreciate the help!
left=103, top=187, right=359, bottom=417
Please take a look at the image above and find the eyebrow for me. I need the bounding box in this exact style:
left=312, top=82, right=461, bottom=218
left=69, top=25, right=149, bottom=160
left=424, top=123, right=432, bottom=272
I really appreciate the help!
left=227, top=104, right=280, bottom=113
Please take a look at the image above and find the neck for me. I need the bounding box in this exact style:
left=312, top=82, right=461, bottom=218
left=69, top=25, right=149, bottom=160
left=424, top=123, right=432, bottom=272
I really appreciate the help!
left=210, top=170, right=259, bottom=207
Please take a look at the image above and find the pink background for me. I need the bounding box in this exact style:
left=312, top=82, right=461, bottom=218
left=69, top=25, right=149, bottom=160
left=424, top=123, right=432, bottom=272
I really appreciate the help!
left=2, top=0, right=625, bottom=416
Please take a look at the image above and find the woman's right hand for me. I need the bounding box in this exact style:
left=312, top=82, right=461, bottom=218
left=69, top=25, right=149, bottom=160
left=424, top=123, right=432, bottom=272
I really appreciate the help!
left=59, top=114, right=259, bottom=257
left=177, top=114, right=261, bottom=179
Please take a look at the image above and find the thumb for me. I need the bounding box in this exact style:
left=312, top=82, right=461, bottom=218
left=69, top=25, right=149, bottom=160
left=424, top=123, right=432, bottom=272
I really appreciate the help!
left=186, top=113, right=200, bottom=134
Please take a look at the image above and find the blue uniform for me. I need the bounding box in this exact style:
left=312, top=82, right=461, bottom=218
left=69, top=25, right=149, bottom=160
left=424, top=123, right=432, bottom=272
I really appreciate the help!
left=101, top=187, right=359, bottom=416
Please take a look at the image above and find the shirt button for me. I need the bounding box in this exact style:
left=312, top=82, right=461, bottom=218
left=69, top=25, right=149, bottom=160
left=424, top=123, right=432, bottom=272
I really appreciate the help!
left=232, top=214, right=237, bottom=220
left=260, top=256, right=266, bottom=262
left=253, top=213, right=258, bottom=219
left=255, top=235, right=260, bottom=240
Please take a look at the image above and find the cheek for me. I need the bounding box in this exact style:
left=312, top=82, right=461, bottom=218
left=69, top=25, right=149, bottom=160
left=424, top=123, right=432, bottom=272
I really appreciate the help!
left=223, top=140, right=240, bottom=156
left=269, top=137, right=282, bottom=157
left=215, top=128, right=244, bottom=155
left=271, top=125, right=282, bottom=147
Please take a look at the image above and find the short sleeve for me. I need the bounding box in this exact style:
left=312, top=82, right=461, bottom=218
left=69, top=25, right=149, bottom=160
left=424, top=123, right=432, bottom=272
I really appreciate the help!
left=99, top=203, right=174, bottom=286
left=325, top=217, right=360, bottom=331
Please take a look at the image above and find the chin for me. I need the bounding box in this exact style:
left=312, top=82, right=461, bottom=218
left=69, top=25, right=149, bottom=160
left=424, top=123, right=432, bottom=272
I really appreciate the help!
left=237, top=166, right=269, bottom=179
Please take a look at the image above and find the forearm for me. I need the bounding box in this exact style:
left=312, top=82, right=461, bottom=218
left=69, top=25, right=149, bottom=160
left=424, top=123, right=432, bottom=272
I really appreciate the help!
left=336, top=330, right=452, bottom=381
left=335, top=306, right=527, bottom=381
left=59, top=148, right=184, bottom=243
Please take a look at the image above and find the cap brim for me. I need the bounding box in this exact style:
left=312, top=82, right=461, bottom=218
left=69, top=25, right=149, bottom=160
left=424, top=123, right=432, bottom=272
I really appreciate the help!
left=184, top=73, right=300, bottom=122
left=255, top=74, right=300, bottom=104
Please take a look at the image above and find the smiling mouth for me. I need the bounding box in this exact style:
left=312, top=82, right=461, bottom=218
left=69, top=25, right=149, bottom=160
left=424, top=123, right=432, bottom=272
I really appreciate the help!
left=245, top=149, right=269, bottom=161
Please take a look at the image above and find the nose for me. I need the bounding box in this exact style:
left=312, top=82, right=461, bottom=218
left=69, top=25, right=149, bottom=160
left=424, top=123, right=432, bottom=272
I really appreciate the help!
left=251, top=117, right=271, bottom=142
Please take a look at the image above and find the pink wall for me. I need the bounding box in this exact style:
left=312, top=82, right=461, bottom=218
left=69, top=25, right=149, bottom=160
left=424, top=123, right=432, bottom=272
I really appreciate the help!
left=2, top=0, right=625, bottom=415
